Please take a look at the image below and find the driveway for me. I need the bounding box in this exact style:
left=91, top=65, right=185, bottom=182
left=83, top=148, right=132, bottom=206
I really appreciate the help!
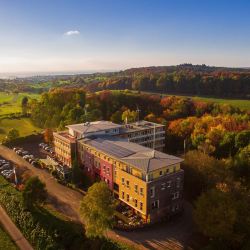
left=0, top=144, right=194, bottom=250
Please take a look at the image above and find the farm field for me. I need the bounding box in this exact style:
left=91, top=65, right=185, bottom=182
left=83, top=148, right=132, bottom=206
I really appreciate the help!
left=186, top=96, right=250, bottom=110
left=0, top=92, right=40, bottom=116
left=0, top=225, right=18, bottom=250
left=0, top=118, right=41, bottom=141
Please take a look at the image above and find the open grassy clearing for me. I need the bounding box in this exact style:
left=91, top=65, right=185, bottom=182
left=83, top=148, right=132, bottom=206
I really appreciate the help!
left=0, top=117, right=41, bottom=141
left=132, top=90, right=250, bottom=110
left=0, top=92, right=40, bottom=116
left=184, top=95, right=250, bottom=110
left=0, top=225, right=18, bottom=250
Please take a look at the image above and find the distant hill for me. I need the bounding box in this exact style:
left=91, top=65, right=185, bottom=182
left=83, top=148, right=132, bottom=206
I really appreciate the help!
left=1, top=64, right=250, bottom=98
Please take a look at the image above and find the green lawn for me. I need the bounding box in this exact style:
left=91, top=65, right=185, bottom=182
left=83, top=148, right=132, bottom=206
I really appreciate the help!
left=134, top=90, right=250, bottom=110
left=0, top=117, right=41, bottom=141
left=0, top=225, right=18, bottom=250
left=0, top=92, right=40, bottom=116
left=185, top=96, right=250, bottom=110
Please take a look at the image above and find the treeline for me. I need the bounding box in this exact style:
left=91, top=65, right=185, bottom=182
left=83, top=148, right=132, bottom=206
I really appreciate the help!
left=29, top=89, right=249, bottom=158
left=86, top=71, right=250, bottom=98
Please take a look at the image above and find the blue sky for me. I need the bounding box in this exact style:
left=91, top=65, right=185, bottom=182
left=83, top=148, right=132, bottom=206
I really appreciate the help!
left=0, top=0, right=250, bottom=74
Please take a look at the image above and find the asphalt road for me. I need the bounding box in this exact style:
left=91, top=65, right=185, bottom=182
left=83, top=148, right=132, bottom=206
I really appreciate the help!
left=0, top=205, right=33, bottom=250
left=0, top=144, right=194, bottom=250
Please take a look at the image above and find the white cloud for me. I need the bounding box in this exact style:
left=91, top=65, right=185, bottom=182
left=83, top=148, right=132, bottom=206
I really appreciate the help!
left=64, top=30, right=80, bottom=36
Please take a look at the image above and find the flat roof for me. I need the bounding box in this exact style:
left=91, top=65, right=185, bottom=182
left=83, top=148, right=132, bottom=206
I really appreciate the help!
left=53, top=131, right=76, bottom=143
left=120, top=120, right=165, bottom=133
left=66, top=121, right=122, bottom=135
left=79, top=136, right=183, bottom=173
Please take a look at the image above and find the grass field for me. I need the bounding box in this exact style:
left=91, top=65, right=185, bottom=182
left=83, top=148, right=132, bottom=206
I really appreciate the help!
left=183, top=95, right=250, bottom=110
left=134, top=90, right=250, bottom=110
left=0, top=92, right=41, bottom=142
left=0, top=225, right=18, bottom=250
left=0, top=92, right=40, bottom=116
left=0, top=118, right=41, bottom=141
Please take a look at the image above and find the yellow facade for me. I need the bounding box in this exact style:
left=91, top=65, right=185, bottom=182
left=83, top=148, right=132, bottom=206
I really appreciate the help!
left=79, top=142, right=182, bottom=221
left=115, top=164, right=148, bottom=217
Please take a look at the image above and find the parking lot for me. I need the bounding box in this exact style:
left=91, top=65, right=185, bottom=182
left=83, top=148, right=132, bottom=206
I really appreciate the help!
left=0, top=157, right=15, bottom=182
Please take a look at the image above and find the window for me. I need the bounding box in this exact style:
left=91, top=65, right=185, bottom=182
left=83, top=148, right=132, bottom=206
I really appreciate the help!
left=173, top=166, right=176, bottom=172
left=172, top=204, right=179, bottom=212
left=126, top=180, right=130, bottom=188
left=172, top=192, right=180, bottom=200
left=166, top=168, right=169, bottom=173
left=148, top=173, right=154, bottom=181
left=161, top=183, right=166, bottom=190
left=150, top=186, right=155, bottom=198
left=151, top=200, right=159, bottom=209
left=126, top=194, right=130, bottom=202
left=122, top=191, right=124, bottom=199
left=140, top=187, right=144, bottom=196
left=140, top=202, right=143, bottom=210
left=159, top=170, right=163, bottom=176
left=134, top=184, right=138, bottom=193
left=134, top=199, right=138, bottom=207
left=167, top=181, right=171, bottom=188
left=176, top=177, right=181, bottom=188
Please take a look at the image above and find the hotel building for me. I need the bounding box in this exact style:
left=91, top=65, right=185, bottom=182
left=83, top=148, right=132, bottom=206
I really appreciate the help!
left=77, top=136, right=183, bottom=223
left=119, top=120, right=165, bottom=152
left=53, top=120, right=166, bottom=167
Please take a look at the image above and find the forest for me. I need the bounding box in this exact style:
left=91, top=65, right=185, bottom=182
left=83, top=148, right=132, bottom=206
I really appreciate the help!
left=85, top=64, right=250, bottom=98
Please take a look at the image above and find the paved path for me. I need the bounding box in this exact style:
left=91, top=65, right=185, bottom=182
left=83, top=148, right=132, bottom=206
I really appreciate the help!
left=0, top=205, right=33, bottom=250
left=0, top=144, right=194, bottom=250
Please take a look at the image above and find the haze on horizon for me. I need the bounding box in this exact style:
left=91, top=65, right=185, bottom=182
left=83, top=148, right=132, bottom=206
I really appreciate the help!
left=0, top=0, right=250, bottom=75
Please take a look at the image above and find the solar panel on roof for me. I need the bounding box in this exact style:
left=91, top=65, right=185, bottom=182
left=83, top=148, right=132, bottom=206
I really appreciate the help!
left=87, top=139, right=134, bottom=158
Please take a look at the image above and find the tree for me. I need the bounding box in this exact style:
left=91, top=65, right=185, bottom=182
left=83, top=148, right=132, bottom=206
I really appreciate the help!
left=121, top=109, right=137, bottom=123
left=80, top=182, right=116, bottom=238
left=235, top=130, right=250, bottom=149
left=194, top=189, right=237, bottom=244
left=21, top=96, right=29, bottom=115
left=44, top=128, right=53, bottom=145
left=194, top=187, right=250, bottom=248
left=110, top=110, right=122, bottom=123
left=183, top=150, right=227, bottom=199
left=22, top=176, right=47, bottom=209
left=7, top=128, right=20, bottom=141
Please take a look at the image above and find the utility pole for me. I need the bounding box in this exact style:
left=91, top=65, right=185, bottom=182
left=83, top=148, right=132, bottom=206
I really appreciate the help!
left=136, top=105, right=140, bottom=123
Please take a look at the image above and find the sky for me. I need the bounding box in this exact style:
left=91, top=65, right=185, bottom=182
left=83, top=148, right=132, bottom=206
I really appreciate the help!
left=0, top=0, right=250, bottom=75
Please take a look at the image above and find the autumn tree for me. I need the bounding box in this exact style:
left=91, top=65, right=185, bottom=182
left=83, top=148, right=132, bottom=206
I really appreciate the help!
left=44, top=128, right=54, bottom=145
left=80, top=182, right=116, bottom=238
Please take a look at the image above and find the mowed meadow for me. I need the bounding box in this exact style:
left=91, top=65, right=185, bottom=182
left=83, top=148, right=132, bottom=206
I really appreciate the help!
left=0, top=92, right=41, bottom=141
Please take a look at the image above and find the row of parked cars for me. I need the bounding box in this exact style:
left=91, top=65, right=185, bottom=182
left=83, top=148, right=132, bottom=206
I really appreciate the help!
left=39, top=143, right=55, bottom=155
left=13, top=147, right=39, bottom=167
left=0, top=158, right=14, bottom=180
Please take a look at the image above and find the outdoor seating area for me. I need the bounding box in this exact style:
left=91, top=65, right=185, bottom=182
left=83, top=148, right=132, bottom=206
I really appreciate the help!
left=115, top=202, right=146, bottom=229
